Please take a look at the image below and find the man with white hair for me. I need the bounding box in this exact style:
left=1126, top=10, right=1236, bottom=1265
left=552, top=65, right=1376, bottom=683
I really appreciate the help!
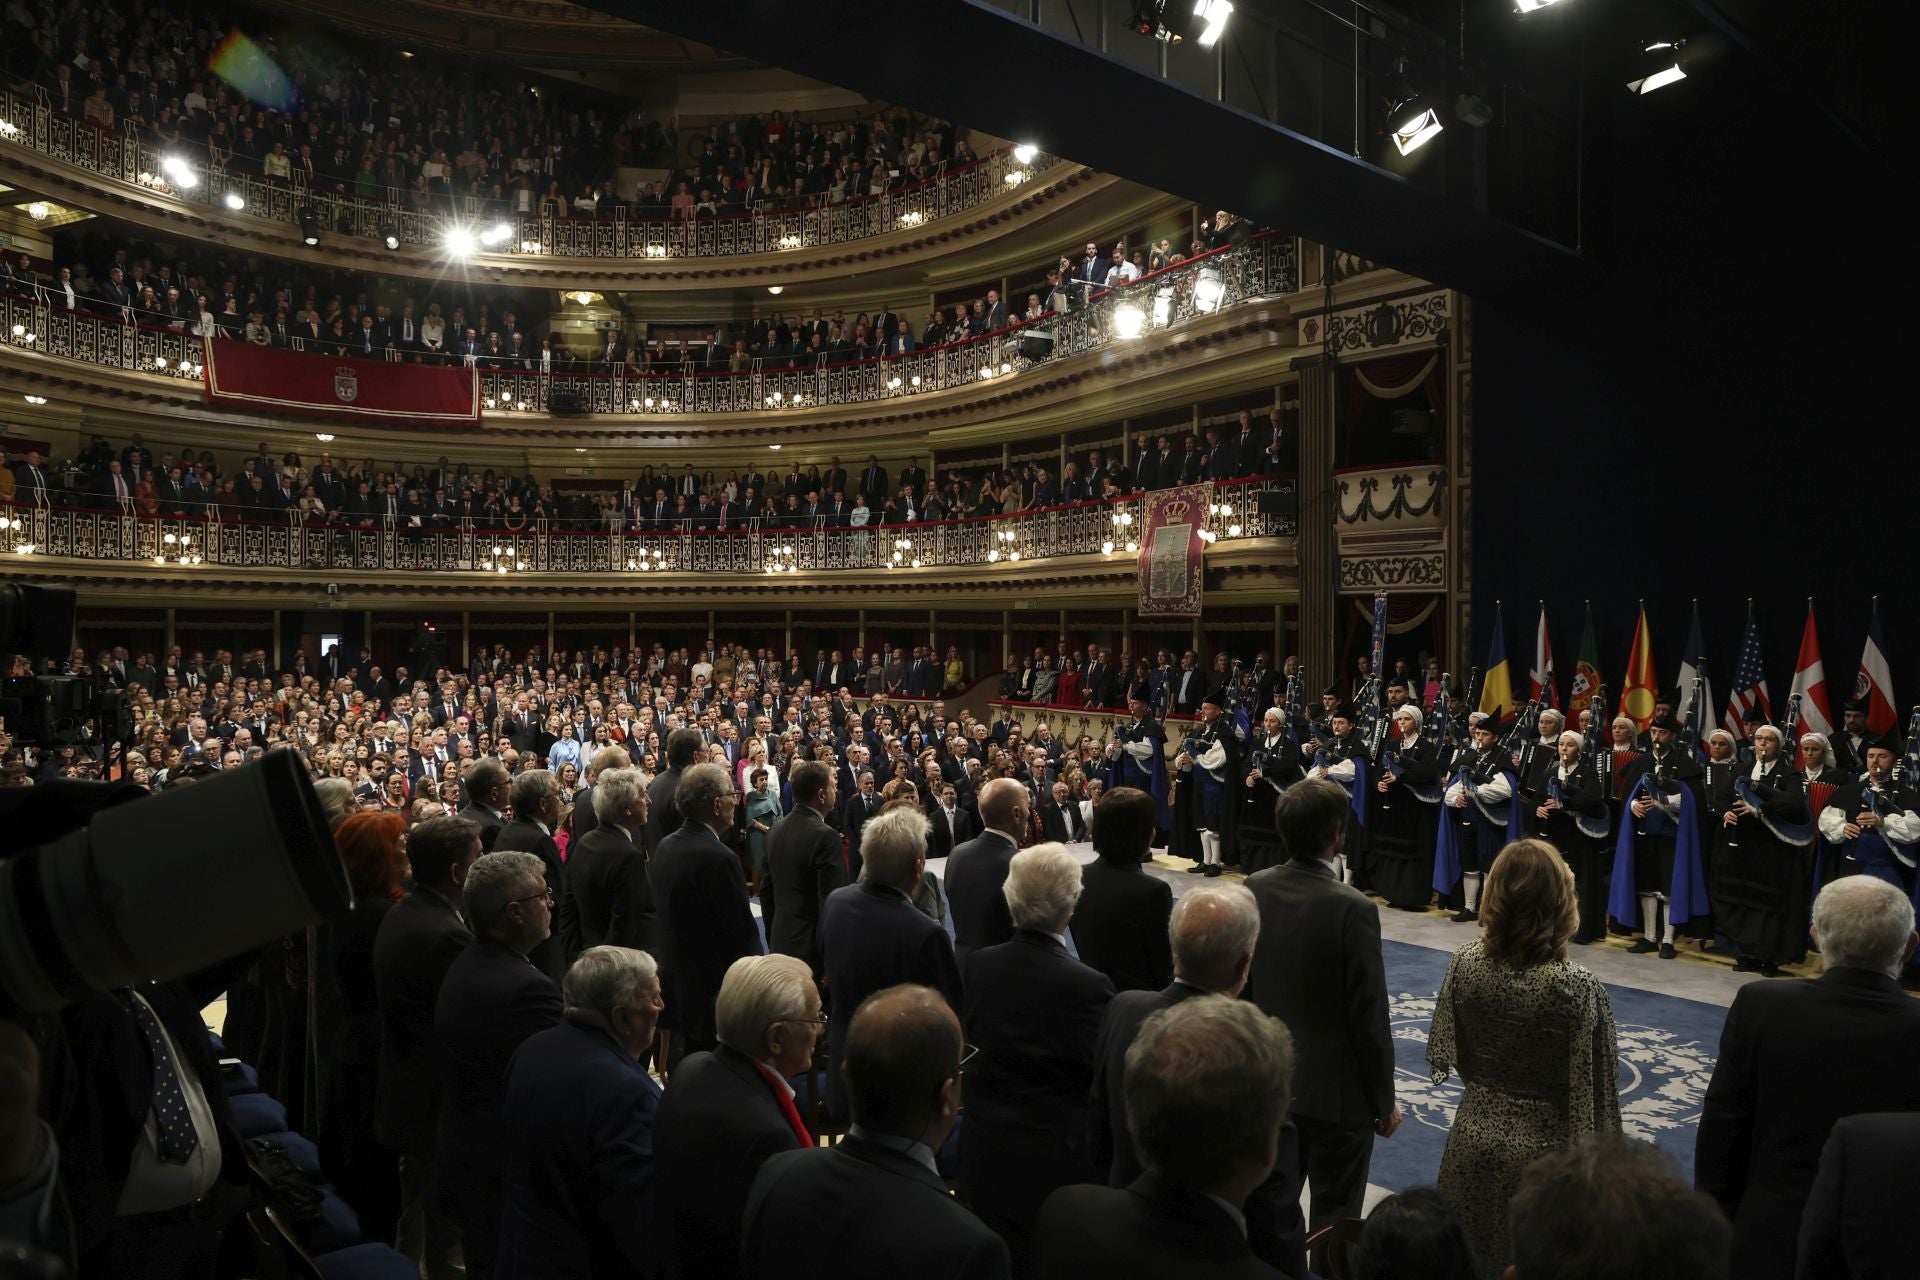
left=557, top=766, right=654, bottom=961
left=958, top=843, right=1117, bottom=1269
left=652, top=955, right=821, bottom=1279
left=1696, top=876, right=1920, bottom=1280
left=1086, top=882, right=1307, bottom=1278
left=497, top=946, right=665, bottom=1277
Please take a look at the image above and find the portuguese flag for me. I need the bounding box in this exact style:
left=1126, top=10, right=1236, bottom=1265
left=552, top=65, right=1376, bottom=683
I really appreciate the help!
left=1569, top=604, right=1604, bottom=719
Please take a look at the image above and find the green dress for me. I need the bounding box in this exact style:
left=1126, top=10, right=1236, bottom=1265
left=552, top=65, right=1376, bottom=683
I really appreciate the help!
left=745, top=788, right=781, bottom=870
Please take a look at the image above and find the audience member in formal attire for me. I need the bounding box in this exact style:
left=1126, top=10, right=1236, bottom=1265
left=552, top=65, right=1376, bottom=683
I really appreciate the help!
left=959, top=843, right=1117, bottom=1267
left=1030, top=996, right=1297, bottom=1280
left=743, top=985, right=1012, bottom=1280
left=818, top=804, right=963, bottom=1122
left=456, top=757, right=510, bottom=850
left=652, top=955, right=820, bottom=1280
left=947, top=777, right=1032, bottom=964
left=1244, top=780, right=1400, bottom=1235
left=651, top=762, right=763, bottom=1067
left=645, top=726, right=704, bottom=851
left=567, top=745, right=631, bottom=846
left=764, top=759, right=846, bottom=977
left=496, top=946, right=664, bottom=1279
left=431, top=851, right=563, bottom=1280
left=1427, top=838, right=1621, bottom=1280
left=1508, top=1135, right=1729, bottom=1280
left=494, top=768, right=568, bottom=981
left=556, top=766, right=655, bottom=959
left=1796, top=1111, right=1920, bottom=1280
left=1347, top=1188, right=1475, bottom=1280
left=1696, top=875, right=1920, bottom=1280
left=1087, top=882, right=1305, bottom=1277
left=372, top=815, right=482, bottom=1280
left=1070, top=787, right=1174, bottom=992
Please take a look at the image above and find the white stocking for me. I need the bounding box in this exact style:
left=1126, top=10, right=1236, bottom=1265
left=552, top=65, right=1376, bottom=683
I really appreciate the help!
left=1462, top=871, right=1482, bottom=911
left=1639, top=894, right=1659, bottom=942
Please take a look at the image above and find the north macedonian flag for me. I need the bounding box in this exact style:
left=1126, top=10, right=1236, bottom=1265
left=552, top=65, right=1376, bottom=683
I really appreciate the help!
left=1619, top=604, right=1659, bottom=732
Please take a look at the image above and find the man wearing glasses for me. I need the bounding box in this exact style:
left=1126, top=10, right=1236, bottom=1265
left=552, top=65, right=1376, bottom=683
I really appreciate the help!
left=430, top=851, right=563, bottom=1280
left=743, top=985, right=1009, bottom=1280
left=651, top=763, right=765, bottom=1070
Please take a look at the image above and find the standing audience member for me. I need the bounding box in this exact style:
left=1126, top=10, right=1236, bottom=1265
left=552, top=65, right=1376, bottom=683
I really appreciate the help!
left=1696, top=875, right=1920, bottom=1280
left=1087, top=882, right=1305, bottom=1278
left=652, top=955, right=821, bottom=1280
left=742, top=985, right=1012, bottom=1280
left=456, top=757, right=509, bottom=849
left=1346, top=1188, right=1476, bottom=1280
left=645, top=726, right=704, bottom=849
left=430, top=851, right=562, bottom=1280
left=947, top=777, right=1032, bottom=964
left=1030, top=997, right=1297, bottom=1280
left=1796, top=1112, right=1920, bottom=1280
left=495, top=946, right=665, bottom=1279
left=650, top=763, right=763, bottom=1067
left=959, top=843, right=1116, bottom=1268
left=1508, top=1135, right=1730, bottom=1280
left=818, top=803, right=963, bottom=1122
left=1427, top=839, right=1621, bottom=1280
left=556, top=766, right=655, bottom=959
left=1069, top=787, right=1174, bottom=992
left=763, top=759, right=845, bottom=977
left=494, top=768, right=568, bottom=981
left=372, top=815, right=481, bottom=1280
left=1245, top=780, right=1400, bottom=1235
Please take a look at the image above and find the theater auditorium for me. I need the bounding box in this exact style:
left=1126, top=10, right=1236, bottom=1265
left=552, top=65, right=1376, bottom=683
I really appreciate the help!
left=0, top=1, right=1911, bottom=1277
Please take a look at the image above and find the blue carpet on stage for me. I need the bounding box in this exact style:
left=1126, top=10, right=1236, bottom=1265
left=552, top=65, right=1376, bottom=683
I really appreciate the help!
left=1368, top=940, right=1725, bottom=1192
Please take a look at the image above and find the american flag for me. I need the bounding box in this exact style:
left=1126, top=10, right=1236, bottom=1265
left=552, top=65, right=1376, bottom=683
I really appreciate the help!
left=1723, top=603, right=1773, bottom=738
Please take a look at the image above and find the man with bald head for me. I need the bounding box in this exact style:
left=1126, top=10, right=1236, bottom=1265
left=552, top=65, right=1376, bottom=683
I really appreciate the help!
left=946, top=777, right=1033, bottom=964
left=742, top=985, right=1010, bottom=1280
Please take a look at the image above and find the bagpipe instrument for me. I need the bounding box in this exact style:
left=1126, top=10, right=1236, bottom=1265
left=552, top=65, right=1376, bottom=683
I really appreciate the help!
left=1679, top=665, right=1708, bottom=757
left=1586, top=682, right=1612, bottom=785
left=1424, top=672, right=1452, bottom=745
left=1778, top=692, right=1804, bottom=750
left=1900, top=706, right=1920, bottom=785
left=1355, top=674, right=1386, bottom=759
left=1499, top=697, right=1543, bottom=763
left=1282, top=667, right=1305, bottom=746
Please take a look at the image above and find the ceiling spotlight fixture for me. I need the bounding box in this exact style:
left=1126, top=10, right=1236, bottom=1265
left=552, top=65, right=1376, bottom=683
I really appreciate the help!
left=1131, top=0, right=1230, bottom=44
left=766, top=285, right=784, bottom=295
left=570, top=291, right=596, bottom=306
left=1113, top=303, right=1146, bottom=339
left=1194, top=0, right=1233, bottom=46
left=25, top=201, right=48, bottom=220
left=379, top=224, right=400, bottom=251
left=1385, top=57, right=1444, bottom=156
left=1513, top=0, right=1563, bottom=11
left=442, top=226, right=477, bottom=258
left=1012, top=143, right=1037, bottom=165
left=298, top=205, right=321, bottom=246
left=223, top=191, right=246, bottom=211
left=1193, top=267, right=1225, bottom=312
left=1628, top=39, right=1688, bottom=94
left=315, top=433, right=335, bottom=442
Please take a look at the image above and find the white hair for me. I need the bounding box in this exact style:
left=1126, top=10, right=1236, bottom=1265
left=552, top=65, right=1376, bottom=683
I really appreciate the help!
left=859, top=804, right=930, bottom=889
left=715, top=954, right=814, bottom=1057
left=1169, top=883, right=1260, bottom=988
left=593, top=767, right=645, bottom=822
left=313, top=777, right=355, bottom=828
left=464, top=850, right=547, bottom=936
left=564, top=945, right=659, bottom=1022
left=1813, top=877, right=1915, bottom=978
left=1004, top=842, right=1083, bottom=930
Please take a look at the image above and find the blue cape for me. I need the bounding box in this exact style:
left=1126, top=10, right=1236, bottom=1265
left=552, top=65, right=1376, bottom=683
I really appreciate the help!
left=1608, top=771, right=1710, bottom=925
left=1103, top=729, right=1171, bottom=831
left=1818, top=788, right=1920, bottom=914
left=1432, top=767, right=1523, bottom=895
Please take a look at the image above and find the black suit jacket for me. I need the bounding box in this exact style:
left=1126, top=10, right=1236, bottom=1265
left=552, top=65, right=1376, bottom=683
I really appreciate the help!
left=1070, top=860, right=1173, bottom=994
left=431, top=942, right=563, bottom=1230
left=558, top=823, right=656, bottom=960
left=651, top=821, right=762, bottom=1048
left=1032, top=1173, right=1287, bottom=1280
left=643, top=766, right=684, bottom=851
left=820, top=881, right=964, bottom=1121
left=456, top=803, right=505, bottom=852
left=1696, top=967, right=1920, bottom=1280
left=946, top=830, right=1020, bottom=964
left=1243, top=859, right=1394, bottom=1128
left=1038, top=799, right=1085, bottom=845
left=764, top=806, right=845, bottom=974
left=959, top=930, right=1115, bottom=1252
left=744, top=1136, right=1011, bottom=1280
left=652, top=1046, right=807, bottom=1280
left=1796, top=1111, right=1920, bottom=1280
left=373, top=889, right=473, bottom=1155
left=494, top=817, right=568, bottom=981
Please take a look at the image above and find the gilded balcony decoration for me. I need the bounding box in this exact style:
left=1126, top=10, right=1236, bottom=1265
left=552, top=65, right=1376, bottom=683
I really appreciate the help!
left=1333, top=463, right=1448, bottom=595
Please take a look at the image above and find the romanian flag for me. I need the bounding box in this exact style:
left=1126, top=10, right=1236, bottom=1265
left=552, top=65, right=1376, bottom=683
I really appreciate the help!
left=1619, top=604, right=1659, bottom=732
left=1569, top=603, right=1604, bottom=719
left=1480, top=602, right=1516, bottom=718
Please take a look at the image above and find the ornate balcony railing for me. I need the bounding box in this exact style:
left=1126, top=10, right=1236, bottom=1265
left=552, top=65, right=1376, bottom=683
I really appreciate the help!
left=0, top=477, right=1295, bottom=576
left=0, top=80, right=1058, bottom=260
left=0, top=236, right=1295, bottom=417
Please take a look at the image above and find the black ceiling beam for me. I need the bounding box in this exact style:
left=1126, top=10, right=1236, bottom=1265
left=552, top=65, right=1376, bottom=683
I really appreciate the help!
left=574, top=0, right=1587, bottom=296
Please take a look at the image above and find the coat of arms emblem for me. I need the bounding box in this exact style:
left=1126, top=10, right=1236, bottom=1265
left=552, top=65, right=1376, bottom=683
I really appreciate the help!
left=333, top=366, right=358, bottom=403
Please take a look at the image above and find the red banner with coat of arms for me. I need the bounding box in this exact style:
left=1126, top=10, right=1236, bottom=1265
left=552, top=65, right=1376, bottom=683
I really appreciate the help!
left=201, top=338, right=482, bottom=425
left=1137, top=482, right=1212, bottom=616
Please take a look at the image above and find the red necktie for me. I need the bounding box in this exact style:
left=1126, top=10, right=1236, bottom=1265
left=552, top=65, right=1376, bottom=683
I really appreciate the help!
left=753, top=1061, right=812, bottom=1148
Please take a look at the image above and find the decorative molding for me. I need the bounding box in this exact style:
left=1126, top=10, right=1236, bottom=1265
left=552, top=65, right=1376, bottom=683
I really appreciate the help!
left=1334, top=468, right=1448, bottom=525
left=1327, top=291, right=1450, bottom=355
left=1339, top=552, right=1446, bottom=592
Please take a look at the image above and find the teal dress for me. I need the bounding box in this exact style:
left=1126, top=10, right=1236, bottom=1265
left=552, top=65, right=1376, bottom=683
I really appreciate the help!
left=745, top=788, right=781, bottom=870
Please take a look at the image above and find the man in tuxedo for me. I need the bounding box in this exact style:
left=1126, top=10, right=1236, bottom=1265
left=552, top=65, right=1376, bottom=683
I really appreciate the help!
left=557, top=767, right=655, bottom=961
left=495, top=771, right=568, bottom=982
left=1039, top=780, right=1087, bottom=843
left=743, top=985, right=1010, bottom=1280
left=899, top=457, right=927, bottom=503
left=1696, top=875, right=1920, bottom=1280
left=431, top=852, right=563, bottom=1280
left=860, top=455, right=889, bottom=506
left=1033, top=997, right=1299, bottom=1280
left=1071, top=788, right=1174, bottom=994
left=817, top=806, right=964, bottom=1122
left=373, top=816, right=483, bottom=1280
left=653, top=955, right=819, bottom=1280
left=651, top=764, right=763, bottom=1065
left=1080, top=646, right=1111, bottom=709
left=10, top=449, right=48, bottom=502
left=763, top=761, right=844, bottom=977
left=1170, top=652, right=1205, bottom=716
left=933, top=783, right=977, bottom=850
left=1244, top=780, right=1400, bottom=1233
left=842, top=769, right=881, bottom=875
left=946, top=778, right=1032, bottom=965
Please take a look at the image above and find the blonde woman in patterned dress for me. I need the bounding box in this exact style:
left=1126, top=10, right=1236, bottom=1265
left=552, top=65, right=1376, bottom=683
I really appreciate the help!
left=1427, top=837, right=1622, bottom=1279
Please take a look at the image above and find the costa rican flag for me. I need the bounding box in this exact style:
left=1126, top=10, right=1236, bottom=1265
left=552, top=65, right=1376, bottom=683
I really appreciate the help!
left=1855, top=597, right=1897, bottom=733
left=1723, top=602, right=1772, bottom=739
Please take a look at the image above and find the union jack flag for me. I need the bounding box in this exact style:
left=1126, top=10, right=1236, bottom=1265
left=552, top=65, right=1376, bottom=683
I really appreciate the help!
left=1723, top=603, right=1773, bottom=739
